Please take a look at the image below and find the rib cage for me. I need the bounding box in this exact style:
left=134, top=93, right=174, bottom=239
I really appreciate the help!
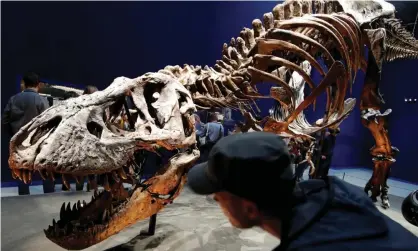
left=156, top=0, right=360, bottom=138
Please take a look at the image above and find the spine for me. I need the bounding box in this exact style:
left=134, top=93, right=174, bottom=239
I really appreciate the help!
left=154, top=0, right=346, bottom=110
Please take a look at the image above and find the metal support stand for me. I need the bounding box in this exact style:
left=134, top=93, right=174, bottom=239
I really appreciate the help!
left=139, top=214, right=157, bottom=236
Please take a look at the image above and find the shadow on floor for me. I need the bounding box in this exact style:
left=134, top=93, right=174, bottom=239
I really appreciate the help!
left=104, top=223, right=267, bottom=251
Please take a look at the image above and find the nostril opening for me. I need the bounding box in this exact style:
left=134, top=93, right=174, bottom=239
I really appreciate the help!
left=30, top=116, right=62, bottom=145
left=87, top=121, right=103, bottom=139
left=145, top=126, right=152, bottom=134
left=39, top=159, right=46, bottom=164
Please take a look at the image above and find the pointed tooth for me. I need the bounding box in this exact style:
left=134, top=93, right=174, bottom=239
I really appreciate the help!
left=72, top=203, right=77, bottom=212
left=11, top=170, right=17, bottom=179
left=77, top=200, right=81, bottom=209
left=102, top=209, right=109, bottom=222
left=14, top=169, right=22, bottom=180
left=117, top=168, right=128, bottom=179
left=103, top=175, right=111, bottom=191
left=53, top=219, right=57, bottom=226
left=39, top=170, right=47, bottom=180
left=54, top=224, right=59, bottom=233
left=48, top=171, right=55, bottom=181
left=111, top=171, right=120, bottom=183
left=66, top=202, right=71, bottom=212
left=43, top=229, right=48, bottom=235
left=73, top=175, right=82, bottom=184
left=82, top=200, right=87, bottom=207
left=60, top=203, right=66, bottom=220
left=22, top=170, right=29, bottom=184
left=62, top=174, right=70, bottom=190
left=28, top=171, right=32, bottom=183
left=128, top=165, right=135, bottom=174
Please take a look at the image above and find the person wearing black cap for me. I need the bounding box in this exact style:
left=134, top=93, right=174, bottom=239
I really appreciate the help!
left=188, top=132, right=418, bottom=251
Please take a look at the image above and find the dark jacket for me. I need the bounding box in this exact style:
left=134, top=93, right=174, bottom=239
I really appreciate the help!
left=321, top=133, right=337, bottom=157
left=2, top=89, right=49, bottom=135
left=275, top=177, right=418, bottom=251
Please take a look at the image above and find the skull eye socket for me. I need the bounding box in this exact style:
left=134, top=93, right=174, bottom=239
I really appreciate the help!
left=177, top=91, right=188, bottom=107
left=144, top=82, right=164, bottom=127
left=87, top=121, right=103, bottom=139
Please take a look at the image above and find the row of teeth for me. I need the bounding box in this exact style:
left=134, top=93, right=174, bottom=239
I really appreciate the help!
left=45, top=190, right=125, bottom=237
left=11, top=165, right=136, bottom=191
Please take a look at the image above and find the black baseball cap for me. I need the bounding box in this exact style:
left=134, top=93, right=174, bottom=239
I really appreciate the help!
left=188, top=132, right=295, bottom=209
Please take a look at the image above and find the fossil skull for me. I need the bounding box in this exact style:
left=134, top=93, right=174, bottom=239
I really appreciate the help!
left=9, top=73, right=197, bottom=175
left=8, top=73, right=198, bottom=249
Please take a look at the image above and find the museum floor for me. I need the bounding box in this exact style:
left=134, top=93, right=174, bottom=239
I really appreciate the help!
left=2, top=168, right=418, bottom=251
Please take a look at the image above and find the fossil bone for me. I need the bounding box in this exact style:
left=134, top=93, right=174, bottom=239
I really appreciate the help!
left=8, top=0, right=418, bottom=249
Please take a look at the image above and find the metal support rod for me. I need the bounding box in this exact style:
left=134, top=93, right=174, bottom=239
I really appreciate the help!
left=140, top=214, right=157, bottom=236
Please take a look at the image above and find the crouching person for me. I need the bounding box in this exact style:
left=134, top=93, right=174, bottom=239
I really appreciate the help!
left=188, top=132, right=418, bottom=251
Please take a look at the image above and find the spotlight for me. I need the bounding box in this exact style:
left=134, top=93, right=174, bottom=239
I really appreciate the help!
left=405, top=98, right=408, bottom=102
left=410, top=99, right=412, bottom=102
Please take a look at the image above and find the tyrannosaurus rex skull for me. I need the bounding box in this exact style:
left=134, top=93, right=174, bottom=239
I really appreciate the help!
left=8, top=72, right=199, bottom=250
left=9, top=73, right=196, bottom=175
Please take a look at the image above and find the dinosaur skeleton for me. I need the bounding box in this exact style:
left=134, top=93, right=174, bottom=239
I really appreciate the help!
left=8, top=0, right=418, bottom=250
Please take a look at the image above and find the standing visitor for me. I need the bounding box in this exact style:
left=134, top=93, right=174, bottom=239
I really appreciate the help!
left=197, top=112, right=224, bottom=162
left=2, top=72, right=54, bottom=195
left=316, top=128, right=340, bottom=179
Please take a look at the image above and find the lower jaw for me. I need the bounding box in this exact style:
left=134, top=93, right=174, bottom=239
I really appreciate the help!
left=49, top=177, right=187, bottom=250
left=47, top=149, right=198, bottom=250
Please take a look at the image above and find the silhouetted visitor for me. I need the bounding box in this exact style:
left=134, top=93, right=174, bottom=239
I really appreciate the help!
left=294, top=141, right=310, bottom=182
left=2, top=72, right=55, bottom=195
left=188, top=132, right=418, bottom=251
left=194, top=114, right=204, bottom=147
left=83, top=85, right=98, bottom=95
left=197, top=112, right=224, bottom=162
left=316, top=128, right=340, bottom=179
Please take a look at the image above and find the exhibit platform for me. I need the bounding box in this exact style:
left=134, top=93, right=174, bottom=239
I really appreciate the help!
left=1, top=168, right=418, bottom=251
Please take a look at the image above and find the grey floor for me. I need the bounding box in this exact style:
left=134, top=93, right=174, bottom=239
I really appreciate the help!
left=2, top=181, right=418, bottom=251
left=1, top=187, right=280, bottom=251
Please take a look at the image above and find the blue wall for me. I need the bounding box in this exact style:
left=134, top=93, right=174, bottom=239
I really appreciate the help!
left=1, top=2, right=417, bottom=183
